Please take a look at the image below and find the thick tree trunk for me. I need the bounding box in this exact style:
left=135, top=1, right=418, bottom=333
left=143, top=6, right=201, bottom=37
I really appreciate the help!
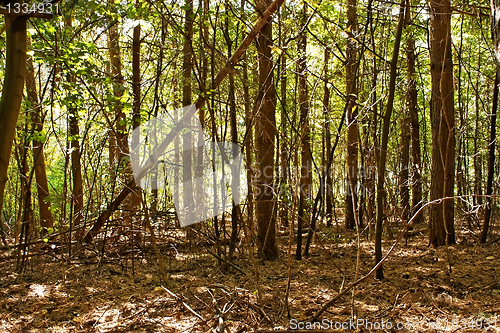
left=26, top=55, right=54, bottom=229
left=345, top=0, right=359, bottom=230
left=0, top=11, right=27, bottom=226
left=255, top=0, right=278, bottom=260
left=429, top=0, right=456, bottom=247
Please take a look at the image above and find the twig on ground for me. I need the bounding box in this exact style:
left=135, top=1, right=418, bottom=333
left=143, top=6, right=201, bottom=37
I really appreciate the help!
left=161, top=286, right=205, bottom=321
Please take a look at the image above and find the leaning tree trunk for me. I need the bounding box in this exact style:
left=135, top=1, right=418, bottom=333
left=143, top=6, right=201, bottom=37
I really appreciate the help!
left=0, top=11, right=28, bottom=227
left=429, top=0, right=456, bottom=247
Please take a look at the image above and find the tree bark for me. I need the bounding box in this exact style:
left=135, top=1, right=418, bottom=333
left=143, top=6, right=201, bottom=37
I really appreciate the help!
left=481, top=69, right=499, bottom=243
left=406, top=36, right=423, bottom=225
left=26, top=54, right=54, bottom=230
left=182, top=0, right=194, bottom=221
left=255, top=0, right=278, bottom=260
left=481, top=0, right=500, bottom=243
left=0, top=10, right=27, bottom=227
left=345, top=0, right=359, bottom=230
left=429, top=0, right=456, bottom=247
left=374, top=0, right=405, bottom=279
left=131, top=3, right=142, bottom=215
left=324, top=48, right=333, bottom=227
left=296, top=3, right=311, bottom=260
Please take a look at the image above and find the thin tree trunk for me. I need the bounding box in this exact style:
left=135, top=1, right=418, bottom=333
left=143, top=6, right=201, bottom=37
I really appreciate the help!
left=324, top=48, right=333, bottom=227
left=345, top=0, right=359, bottom=230
left=474, top=53, right=483, bottom=206
left=406, top=36, right=423, bottom=225
left=481, top=0, right=500, bottom=242
left=296, top=3, right=311, bottom=260
left=131, top=3, right=142, bottom=226
left=26, top=54, right=54, bottom=230
left=374, top=0, right=405, bottom=279
left=224, top=2, right=240, bottom=261
left=400, top=115, right=410, bottom=226
left=182, top=0, right=194, bottom=224
left=278, top=6, right=289, bottom=229
left=481, top=69, right=499, bottom=243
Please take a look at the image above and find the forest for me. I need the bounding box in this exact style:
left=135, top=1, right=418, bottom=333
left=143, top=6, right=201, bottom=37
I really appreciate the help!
left=0, top=0, right=499, bottom=331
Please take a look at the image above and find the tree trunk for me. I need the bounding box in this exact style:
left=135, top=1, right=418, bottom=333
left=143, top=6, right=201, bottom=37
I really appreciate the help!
left=374, top=0, right=405, bottom=279
left=406, top=36, right=423, bottom=225
left=68, top=73, right=84, bottom=235
left=224, top=2, right=240, bottom=260
left=0, top=11, right=27, bottom=226
left=131, top=3, right=142, bottom=219
left=26, top=55, right=54, bottom=230
left=481, top=0, right=500, bottom=242
left=65, top=17, right=84, bottom=237
left=324, top=48, right=333, bottom=227
left=182, top=0, right=194, bottom=222
left=400, top=115, right=410, bottom=225
left=474, top=55, right=483, bottom=206
left=255, top=0, right=278, bottom=260
left=429, top=0, right=456, bottom=247
left=481, top=69, right=499, bottom=243
left=345, top=0, right=359, bottom=230
left=296, top=3, right=311, bottom=260
left=278, top=7, right=289, bottom=229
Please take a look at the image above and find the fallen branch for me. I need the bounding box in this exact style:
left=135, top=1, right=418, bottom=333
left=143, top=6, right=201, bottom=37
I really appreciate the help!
left=161, top=286, right=205, bottom=321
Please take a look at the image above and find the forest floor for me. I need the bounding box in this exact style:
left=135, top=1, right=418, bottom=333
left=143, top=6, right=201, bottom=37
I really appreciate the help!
left=0, top=219, right=499, bottom=333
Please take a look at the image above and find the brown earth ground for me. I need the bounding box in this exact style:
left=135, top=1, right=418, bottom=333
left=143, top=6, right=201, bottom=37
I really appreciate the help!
left=0, top=219, right=499, bottom=333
